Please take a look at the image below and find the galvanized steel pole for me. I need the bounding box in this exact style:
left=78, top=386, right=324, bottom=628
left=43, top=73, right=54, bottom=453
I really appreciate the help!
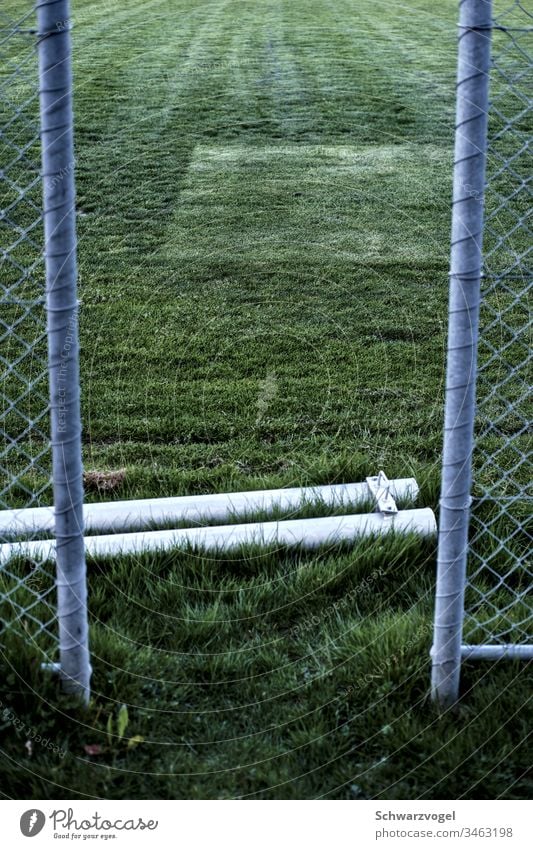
left=431, top=0, right=493, bottom=707
left=37, top=0, right=91, bottom=702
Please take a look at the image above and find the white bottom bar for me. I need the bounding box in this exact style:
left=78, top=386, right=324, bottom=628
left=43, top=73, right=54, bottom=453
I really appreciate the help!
left=0, top=478, right=418, bottom=536
left=461, top=644, right=533, bottom=660
left=0, top=507, right=436, bottom=563
left=2, top=799, right=531, bottom=849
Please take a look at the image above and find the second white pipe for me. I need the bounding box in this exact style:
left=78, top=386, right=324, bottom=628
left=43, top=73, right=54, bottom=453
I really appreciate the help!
left=0, top=508, right=436, bottom=564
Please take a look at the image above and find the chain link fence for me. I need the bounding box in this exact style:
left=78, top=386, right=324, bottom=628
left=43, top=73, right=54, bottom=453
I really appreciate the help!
left=1, top=1, right=90, bottom=700
left=466, top=0, right=532, bottom=650
left=432, top=0, right=532, bottom=705
left=0, top=5, right=58, bottom=656
left=1, top=1, right=530, bottom=708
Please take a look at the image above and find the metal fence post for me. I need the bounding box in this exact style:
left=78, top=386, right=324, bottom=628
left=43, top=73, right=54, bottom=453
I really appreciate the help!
left=36, top=0, right=91, bottom=701
left=431, top=0, right=493, bottom=707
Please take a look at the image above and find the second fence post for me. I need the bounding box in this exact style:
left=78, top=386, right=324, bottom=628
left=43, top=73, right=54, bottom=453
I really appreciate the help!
left=431, top=0, right=493, bottom=707
left=37, top=0, right=91, bottom=702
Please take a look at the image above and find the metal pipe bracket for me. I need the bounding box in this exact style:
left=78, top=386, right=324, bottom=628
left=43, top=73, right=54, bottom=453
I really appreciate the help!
left=366, top=471, right=399, bottom=516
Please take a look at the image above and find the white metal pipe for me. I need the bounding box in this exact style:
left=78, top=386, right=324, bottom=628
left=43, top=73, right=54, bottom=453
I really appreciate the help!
left=0, top=478, right=418, bottom=537
left=461, top=645, right=533, bottom=661
left=0, top=507, right=436, bottom=564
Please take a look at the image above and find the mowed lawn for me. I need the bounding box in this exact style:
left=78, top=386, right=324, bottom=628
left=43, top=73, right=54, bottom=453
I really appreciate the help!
left=1, top=0, right=531, bottom=800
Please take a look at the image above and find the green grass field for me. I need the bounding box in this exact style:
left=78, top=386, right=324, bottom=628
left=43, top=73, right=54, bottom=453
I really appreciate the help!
left=0, top=0, right=531, bottom=800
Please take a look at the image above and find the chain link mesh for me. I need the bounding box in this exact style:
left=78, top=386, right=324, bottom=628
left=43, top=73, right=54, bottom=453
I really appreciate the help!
left=0, top=6, right=58, bottom=657
left=465, top=0, right=532, bottom=647
left=1, top=2, right=531, bottom=671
